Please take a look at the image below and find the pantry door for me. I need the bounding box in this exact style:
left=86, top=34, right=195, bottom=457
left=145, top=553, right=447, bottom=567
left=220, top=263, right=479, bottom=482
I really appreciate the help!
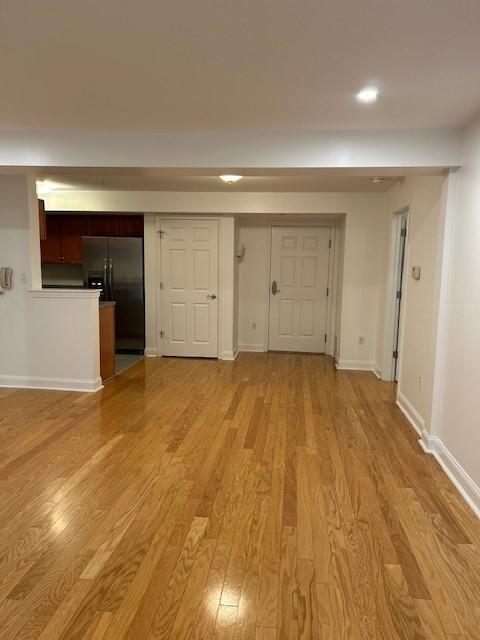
left=268, top=226, right=330, bottom=353
left=160, top=220, right=218, bottom=357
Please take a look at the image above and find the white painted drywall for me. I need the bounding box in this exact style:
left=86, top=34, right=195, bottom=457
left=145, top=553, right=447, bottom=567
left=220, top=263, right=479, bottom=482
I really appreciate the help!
left=1, top=129, right=462, bottom=170
left=433, top=116, right=480, bottom=488
left=0, top=175, right=101, bottom=391
left=382, top=176, right=446, bottom=424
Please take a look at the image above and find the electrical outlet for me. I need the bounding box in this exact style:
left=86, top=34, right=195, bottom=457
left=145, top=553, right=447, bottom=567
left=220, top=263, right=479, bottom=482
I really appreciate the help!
left=358, top=336, right=364, bottom=345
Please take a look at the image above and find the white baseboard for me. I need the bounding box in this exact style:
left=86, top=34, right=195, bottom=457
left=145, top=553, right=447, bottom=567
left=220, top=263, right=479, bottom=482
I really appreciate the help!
left=373, top=364, right=382, bottom=379
left=0, top=375, right=103, bottom=393
left=238, top=343, right=267, bottom=352
left=396, top=391, right=425, bottom=436
left=219, top=348, right=239, bottom=361
left=419, top=430, right=480, bottom=519
left=144, top=348, right=158, bottom=357
left=336, top=360, right=377, bottom=373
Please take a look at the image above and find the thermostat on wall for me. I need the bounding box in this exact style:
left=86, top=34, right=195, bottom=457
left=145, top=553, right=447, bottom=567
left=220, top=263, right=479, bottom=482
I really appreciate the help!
left=412, top=266, right=421, bottom=280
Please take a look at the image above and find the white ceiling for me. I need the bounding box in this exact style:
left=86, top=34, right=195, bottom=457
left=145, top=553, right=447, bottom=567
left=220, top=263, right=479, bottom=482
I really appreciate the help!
left=1, top=0, right=480, bottom=132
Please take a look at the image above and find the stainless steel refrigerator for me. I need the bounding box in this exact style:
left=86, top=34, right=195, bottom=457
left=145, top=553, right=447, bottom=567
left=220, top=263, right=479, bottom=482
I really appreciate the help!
left=82, top=236, right=145, bottom=353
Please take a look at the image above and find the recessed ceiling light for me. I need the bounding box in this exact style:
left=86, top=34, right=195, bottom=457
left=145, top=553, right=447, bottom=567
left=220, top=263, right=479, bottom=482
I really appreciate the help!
left=219, top=174, right=243, bottom=184
left=356, top=87, right=378, bottom=103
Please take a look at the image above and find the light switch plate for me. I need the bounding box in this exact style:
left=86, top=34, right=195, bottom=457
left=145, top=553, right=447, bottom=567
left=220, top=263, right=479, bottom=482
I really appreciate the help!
left=412, top=266, right=421, bottom=280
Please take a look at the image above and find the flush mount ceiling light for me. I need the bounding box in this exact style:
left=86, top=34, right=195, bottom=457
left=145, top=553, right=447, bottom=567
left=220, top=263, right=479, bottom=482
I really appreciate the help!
left=219, top=174, right=243, bottom=184
left=372, top=176, right=384, bottom=184
left=36, top=179, right=61, bottom=195
left=356, top=87, right=379, bottom=103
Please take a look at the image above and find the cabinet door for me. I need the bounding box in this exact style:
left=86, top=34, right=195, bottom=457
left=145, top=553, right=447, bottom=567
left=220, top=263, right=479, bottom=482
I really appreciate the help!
left=61, top=215, right=90, bottom=264
left=118, top=215, right=144, bottom=237
left=89, top=215, right=119, bottom=237
left=41, top=215, right=63, bottom=264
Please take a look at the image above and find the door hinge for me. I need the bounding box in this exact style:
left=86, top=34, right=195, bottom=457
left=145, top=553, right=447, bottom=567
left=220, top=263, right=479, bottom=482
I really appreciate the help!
left=324, top=334, right=327, bottom=343
left=326, top=287, right=329, bottom=297
left=328, top=238, right=332, bottom=249
left=401, top=227, right=407, bottom=238
left=396, top=290, right=401, bottom=300
left=160, top=330, right=165, bottom=338
left=159, top=281, right=163, bottom=290
left=393, top=350, right=398, bottom=359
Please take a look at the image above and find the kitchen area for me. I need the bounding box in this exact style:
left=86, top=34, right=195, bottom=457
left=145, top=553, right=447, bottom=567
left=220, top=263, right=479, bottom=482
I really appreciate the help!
left=39, top=201, right=145, bottom=381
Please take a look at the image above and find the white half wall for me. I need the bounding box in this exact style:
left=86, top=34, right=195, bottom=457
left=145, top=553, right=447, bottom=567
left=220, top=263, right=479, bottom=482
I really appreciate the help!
left=0, top=175, right=101, bottom=392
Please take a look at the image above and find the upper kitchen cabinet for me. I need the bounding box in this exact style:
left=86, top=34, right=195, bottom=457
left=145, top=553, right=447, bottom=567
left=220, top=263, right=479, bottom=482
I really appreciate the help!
left=61, top=215, right=91, bottom=264
left=118, top=215, right=144, bottom=237
left=41, top=215, right=63, bottom=264
left=89, top=215, right=119, bottom=237
left=41, top=213, right=144, bottom=265
left=41, top=214, right=90, bottom=264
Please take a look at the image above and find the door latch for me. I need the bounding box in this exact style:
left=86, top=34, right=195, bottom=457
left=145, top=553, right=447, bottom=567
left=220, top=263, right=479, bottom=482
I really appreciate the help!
left=271, top=280, right=280, bottom=295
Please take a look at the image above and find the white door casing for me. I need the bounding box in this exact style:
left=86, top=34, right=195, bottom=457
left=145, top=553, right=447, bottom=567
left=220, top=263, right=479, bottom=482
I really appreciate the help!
left=160, top=219, right=219, bottom=357
left=268, top=226, right=330, bottom=353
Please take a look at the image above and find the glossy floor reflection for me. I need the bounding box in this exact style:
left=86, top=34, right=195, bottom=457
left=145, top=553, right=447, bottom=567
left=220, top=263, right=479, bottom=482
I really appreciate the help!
left=0, top=353, right=479, bottom=639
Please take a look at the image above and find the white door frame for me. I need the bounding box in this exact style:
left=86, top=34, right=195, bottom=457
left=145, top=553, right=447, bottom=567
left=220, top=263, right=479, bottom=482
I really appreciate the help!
left=155, top=216, right=221, bottom=358
left=265, top=223, right=337, bottom=355
left=381, top=206, right=411, bottom=381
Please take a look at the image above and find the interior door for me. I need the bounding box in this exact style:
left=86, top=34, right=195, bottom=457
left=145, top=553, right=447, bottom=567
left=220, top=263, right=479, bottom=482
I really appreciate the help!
left=268, top=226, right=330, bottom=353
left=160, top=220, right=219, bottom=357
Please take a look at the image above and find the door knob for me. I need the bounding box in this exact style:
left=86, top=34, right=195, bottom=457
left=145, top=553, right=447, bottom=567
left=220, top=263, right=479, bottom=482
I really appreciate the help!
left=207, top=294, right=217, bottom=300
left=271, top=280, right=280, bottom=295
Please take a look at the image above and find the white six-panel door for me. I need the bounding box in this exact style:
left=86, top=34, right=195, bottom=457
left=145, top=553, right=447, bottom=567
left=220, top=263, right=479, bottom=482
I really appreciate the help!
left=160, top=220, right=219, bottom=357
left=268, top=226, right=330, bottom=353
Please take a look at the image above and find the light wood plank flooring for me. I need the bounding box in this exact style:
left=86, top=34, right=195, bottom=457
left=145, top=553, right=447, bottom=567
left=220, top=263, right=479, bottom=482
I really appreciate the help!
left=0, top=353, right=479, bottom=639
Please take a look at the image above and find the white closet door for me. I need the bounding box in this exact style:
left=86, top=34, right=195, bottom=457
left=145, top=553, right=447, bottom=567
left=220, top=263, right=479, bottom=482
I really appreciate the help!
left=268, top=226, right=330, bottom=353
left=160, top=220, right=218, bottom=357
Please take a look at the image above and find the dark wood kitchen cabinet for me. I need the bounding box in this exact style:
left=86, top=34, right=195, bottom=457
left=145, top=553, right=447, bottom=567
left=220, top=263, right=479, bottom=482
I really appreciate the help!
left=118, top=215, right=144, bottom=237
left=41, top=214, right=90, bottom=264
left=41, top=215, right=63, bottom=263
left=41, top=213, right=144, bottom=265
left=89, top=215, right=119, bottom=237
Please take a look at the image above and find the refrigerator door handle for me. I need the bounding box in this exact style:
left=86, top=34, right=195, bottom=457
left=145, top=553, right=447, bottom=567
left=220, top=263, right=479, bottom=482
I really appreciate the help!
left=103, top=258, right=109, bottom=299
left=108, top=258, right=113, bottom=301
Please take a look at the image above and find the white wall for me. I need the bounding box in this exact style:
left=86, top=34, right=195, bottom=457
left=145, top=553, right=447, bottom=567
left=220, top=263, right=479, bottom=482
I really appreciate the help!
left=432, top=116, right=480, bottom=496
left=337, top=198, right=389, bottom=370
left=382, top=176, right=446, bottom=428
left=0, top=175, right=101, bottom=392
left=2, top=128, right=462, bottom=169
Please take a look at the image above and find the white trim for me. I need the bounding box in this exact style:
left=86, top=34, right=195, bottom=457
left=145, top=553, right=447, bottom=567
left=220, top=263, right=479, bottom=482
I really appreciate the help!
left=396, top=391, right=425, bottom=435
left=144, top=348, right=158, bottom=357
left=0, top=375, right=103, bottom=393
left=239, top=343, right=267, bottom=352
left=30, top=289, right=100, bottom=300
left=372, top=364, right=382, bottom=379
left=419, top=430, right=480, bottom=519
left=219, top=348, right=239, bottom=361
left=335, top=360, right=377, bottom=373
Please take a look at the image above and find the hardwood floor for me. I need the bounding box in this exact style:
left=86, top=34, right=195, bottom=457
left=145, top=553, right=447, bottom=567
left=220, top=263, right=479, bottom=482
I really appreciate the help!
left=0, top=353, right=479, bottom=639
